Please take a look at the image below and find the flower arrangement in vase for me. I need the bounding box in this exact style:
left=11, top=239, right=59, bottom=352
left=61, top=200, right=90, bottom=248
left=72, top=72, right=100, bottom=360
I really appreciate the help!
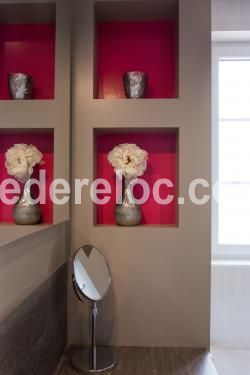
left=5, top=144, right=44, bottom=225
left=108, top=143, right=148, bottom=226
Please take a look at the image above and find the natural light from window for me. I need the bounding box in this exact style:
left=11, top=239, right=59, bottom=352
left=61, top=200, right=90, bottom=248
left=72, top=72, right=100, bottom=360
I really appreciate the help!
left=218, top=59, right=250, bottom=245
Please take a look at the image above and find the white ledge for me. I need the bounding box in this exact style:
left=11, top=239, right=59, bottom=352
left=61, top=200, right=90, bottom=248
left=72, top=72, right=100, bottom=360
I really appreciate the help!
left=212, top=30, right=250, bottom=43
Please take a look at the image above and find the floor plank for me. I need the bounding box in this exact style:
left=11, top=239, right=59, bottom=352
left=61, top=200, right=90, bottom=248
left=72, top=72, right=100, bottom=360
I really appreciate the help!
left=54, top=347, right=218, bottom=375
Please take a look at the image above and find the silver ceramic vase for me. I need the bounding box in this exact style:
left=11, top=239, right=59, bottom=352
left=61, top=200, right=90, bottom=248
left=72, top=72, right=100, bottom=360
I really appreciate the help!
left=8, top=73, right=33, bottom=100
left=14, top=180, right=41, bottom=225
left=115, top=178, right=141, bottom=226
left=123, top=71, right=148, bottom=99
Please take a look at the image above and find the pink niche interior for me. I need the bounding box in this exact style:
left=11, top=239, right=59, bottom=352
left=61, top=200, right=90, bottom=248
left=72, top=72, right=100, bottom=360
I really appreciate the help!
left=0, top=130, right=54, bottom=224
left=95, top=130, right=179, bottom=225
left=97, top=21, right=178, bottom=99
left=0, top=24, right=56, bottom=100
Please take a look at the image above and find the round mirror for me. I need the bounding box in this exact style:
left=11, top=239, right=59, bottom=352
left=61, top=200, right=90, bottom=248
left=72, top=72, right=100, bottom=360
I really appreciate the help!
left=73, top=245, right=111, bottom=302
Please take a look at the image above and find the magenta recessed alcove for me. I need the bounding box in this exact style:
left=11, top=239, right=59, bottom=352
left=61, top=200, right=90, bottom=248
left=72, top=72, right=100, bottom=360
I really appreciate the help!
left=96, top=21, right=178, bottom=99
left=0, top=129, right=54, bottom=224
left=0, top=23, right=56, bottom=100
left=94, top=128, right=179, bottom=226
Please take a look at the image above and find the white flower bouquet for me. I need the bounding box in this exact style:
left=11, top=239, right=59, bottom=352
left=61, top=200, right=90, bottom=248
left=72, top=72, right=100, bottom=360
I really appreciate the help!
left=5, top=143, right=43, bottom=183
left=108, top=143, right=148, bottom=226
left=107, top=143, right=148, bottom=179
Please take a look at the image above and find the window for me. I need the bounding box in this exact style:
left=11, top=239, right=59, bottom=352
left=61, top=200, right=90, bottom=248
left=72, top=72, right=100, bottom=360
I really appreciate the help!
left=213, top=44, right=250, bottom=258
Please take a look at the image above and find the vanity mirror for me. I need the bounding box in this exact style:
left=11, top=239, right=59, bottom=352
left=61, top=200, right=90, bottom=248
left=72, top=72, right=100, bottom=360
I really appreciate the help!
left=71, top=245, right=116, bottom=373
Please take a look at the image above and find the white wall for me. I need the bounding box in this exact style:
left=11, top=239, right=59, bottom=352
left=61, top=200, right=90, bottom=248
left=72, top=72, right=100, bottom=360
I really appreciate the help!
left=212, top=0, right=250, bottom=31
left=211, top=0, right=250, bottom=348
left=211, top=262, right=250, bottom=347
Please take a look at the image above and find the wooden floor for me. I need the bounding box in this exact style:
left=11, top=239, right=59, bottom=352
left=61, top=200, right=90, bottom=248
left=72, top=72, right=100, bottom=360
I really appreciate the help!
left=54, top=347, right=218, bottom=375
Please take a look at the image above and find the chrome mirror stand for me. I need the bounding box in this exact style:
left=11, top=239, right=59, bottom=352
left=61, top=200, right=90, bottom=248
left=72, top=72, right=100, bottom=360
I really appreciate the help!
left=70, top=245, right=117, bottom=374
left=70, top=297, right=116, bottom=373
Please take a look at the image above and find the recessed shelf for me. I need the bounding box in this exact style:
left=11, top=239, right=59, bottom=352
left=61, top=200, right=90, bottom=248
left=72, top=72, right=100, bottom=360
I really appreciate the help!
left=94, top=224, right=179, bottom=228
left=0, top=1, right=70, bottom=244
left=0, top=3, right=56, bottom=100
left=94, top=1, right=179, bottom=99
left=0, top=129, right=54, bottom=224
left=94, top=127, right=179, bottom=226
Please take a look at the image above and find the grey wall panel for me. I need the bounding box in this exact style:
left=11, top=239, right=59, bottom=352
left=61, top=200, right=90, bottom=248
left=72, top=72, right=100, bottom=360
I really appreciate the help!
left=70, top=0, right=211, bottom=348
left=0, top=264, right=67, bottom=375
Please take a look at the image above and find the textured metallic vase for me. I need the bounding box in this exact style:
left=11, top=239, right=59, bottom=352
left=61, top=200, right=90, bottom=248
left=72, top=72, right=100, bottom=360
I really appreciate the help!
left=115, top=178, right=141, bottom=226
left=123, top=71, right=148, bottom=99
left=14, top=181, right=41, bottom=225
left=8, top=73, right=33, bottom=100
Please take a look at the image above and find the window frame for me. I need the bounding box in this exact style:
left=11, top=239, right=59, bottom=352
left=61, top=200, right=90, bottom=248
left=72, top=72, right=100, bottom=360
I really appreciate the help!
left=212, top=42, right=250, bottom=260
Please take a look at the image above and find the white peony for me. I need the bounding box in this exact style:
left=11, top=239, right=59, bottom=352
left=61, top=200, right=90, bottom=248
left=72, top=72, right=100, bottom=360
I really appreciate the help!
left=108, top=143, right=148, bottom=178
left=5, top=144, right=43, bottom=183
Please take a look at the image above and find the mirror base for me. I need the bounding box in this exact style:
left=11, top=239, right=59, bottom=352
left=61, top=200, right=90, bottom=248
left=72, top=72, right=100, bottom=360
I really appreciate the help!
left=70, top=346, right=117, bottom=374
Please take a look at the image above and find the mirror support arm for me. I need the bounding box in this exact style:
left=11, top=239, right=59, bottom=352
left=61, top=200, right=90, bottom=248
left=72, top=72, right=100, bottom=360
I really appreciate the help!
left=91, top=302, right=98, bottom=370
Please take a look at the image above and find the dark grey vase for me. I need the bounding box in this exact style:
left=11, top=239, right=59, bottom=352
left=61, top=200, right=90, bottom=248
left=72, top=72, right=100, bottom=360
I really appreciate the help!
left=14, top=181, right=41, bottom=225
left=8, top=73, right=33, bottom=100
left=123, top=71, right=148, bottom=99
left=115, top=178, right=141, bottom=226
